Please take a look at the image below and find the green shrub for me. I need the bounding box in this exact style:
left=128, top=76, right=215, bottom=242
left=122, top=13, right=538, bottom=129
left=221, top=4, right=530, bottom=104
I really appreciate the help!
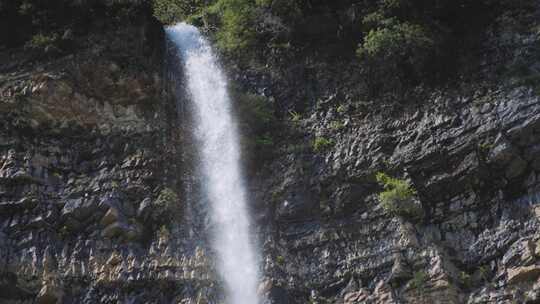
left=376, top=172, right=422, bottom=219
left=276, top=255, right=285, bottom=265
left=329, top=121, right=345, bottom=131
left=357, top=20, right=434, bottom=89
left=237, top=92, right=274, bottom=126
left=255, top=135, right=274, bottom=147
left=288, top=110, right=301, bottom=122
left=232, top=89, right=276, bottom=157
left=158, top=225, right=171, bottom=238
left=410, top=270, right=428, bottom=292
left=24, top=33, right=59, bottom=53
left=358, top=22, right=433, bottom=60
left=233, top=90, right=275, bottom=134
left=152, top=0, right=205, bottom=25
left=212, top=0, right=258, bottom=52
left=150, top=187, right=180, bottom=225
left=155, top=0, right=261, bottom=52
left=478, top=265, right=490, bottom=282
left=313, top=137, right=334, bottom=153
left=459, top=271, right=472, bottom=288
left=156, top=188, right=179, bottom=208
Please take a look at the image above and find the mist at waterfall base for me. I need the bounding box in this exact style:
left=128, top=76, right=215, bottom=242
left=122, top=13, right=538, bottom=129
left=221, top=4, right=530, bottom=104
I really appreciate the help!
left=166, top=23, right=262, bottom=304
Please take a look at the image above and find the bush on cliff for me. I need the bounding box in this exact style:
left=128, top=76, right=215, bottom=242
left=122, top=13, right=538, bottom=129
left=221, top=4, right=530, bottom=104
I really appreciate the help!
left=376, top=172, right=423, bottom=219
left=232, top=89, right=276, bottom=159
left=313, top=137, right=334, bottom=153
left=153, top=0, right=259, bottom=52
left=0, top=0, right=148, bottom=49
left=357, top=20, right=435, bottom=87
left=153, top=0, right=207, bottom=25
left=24, top=33, right=60, bottom=53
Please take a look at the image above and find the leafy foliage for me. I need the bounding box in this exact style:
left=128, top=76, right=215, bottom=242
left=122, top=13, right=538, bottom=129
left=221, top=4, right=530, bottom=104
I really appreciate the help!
left=212, top=0, right=258, bottom=51
left=376, top=172, right=421, bottom=218
left=153, top=0, right=259, bottom=52
left=313, top=137, right=334, bottom=153
left=358, top=22, right=434, bottom=67
left=153, top=0, right=208, bottom=25
left=232, top=89, right=276, bottom=158
left=0, top=0, right=146, bottom=49
left=157, top=188, right=179, bottom=204
left=155, top=188, right=180, bottom=217
left=25, top=33, right=59, bottom=53
left=288, top=110, right=301, bottom=122
left=329, top=121, right=345, bottom=131
left=410, top=270, right=429, bottom=292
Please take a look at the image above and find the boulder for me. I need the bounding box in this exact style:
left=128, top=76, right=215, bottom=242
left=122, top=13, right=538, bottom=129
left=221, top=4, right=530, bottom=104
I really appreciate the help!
left=37, top=283, right=63, bottom=304
left=101, top=221, right=142, bottom=241
left=505, top=157, right=527, bottom=179
left=488, top=134, right=518, bottom=166
left=507, top=265, right=540, bottom=284
left=344, top=290, right=370, bottom=304
left=100, top=207, right=122, bottom=226
left=137, top=197, right=152, bottom=220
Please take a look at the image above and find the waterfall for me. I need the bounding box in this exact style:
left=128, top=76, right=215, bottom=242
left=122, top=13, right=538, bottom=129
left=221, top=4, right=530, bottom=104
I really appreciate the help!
left=166, top=23, right=261, bottom=304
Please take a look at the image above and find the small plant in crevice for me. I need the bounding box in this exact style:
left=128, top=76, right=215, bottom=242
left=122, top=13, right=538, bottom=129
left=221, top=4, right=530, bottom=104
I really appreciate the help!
left=376, top=172, right=423, bottom=219
left=313, top=137, right=334, bottom=153
left=329, top=121, right=345, bottom=131
left=153, top=187, right=180, bottom=225
left=409, top=270, right=429, bottom=292
left=255, top=135, right=274, bottom=147
left=111, top=180, right=120, bottom=189
left=232, top=88, right=276, bottom=160
left=288, top=110, right=301, bottom=122
left=156, top=188, right=178, bottom=206
left=25, top=33, right=60, bottom=53
left=158, top=225, right=171, bottom=240
left=283, top=142, right=311, bottom=154
left=459, top=271, right=472, bottom=289
left=276, top=255, right=285, bottom=266
left=478, top=265, right=488, bottom=279
left=477, top=141, right=493, bottom=162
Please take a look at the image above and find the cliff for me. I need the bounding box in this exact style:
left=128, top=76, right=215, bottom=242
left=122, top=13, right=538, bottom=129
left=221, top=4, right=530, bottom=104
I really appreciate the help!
left=1, top=0, right=540, bottom=303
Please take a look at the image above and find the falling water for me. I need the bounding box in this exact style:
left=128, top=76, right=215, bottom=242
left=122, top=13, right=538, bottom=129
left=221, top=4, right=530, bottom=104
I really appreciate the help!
left=166, top=23, right=261, bottom=304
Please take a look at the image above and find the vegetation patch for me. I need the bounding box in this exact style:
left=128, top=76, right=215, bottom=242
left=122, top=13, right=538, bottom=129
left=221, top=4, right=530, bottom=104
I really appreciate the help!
left=153, top=0, right=203, bottom=25
left=329, top=121, right=345, bottom=131
left=409, top=270, right=429, bottom=292
left=376, top=172, right=422, bottom=219
left=313, top=137, right=334, bottom=153
left=24, top=33, right=60, bottom=53
left=288, top=110, right=301, bottom=123
left=232, top=88, right=277, bottom=160
left=153, top=187, right=181, bottom=224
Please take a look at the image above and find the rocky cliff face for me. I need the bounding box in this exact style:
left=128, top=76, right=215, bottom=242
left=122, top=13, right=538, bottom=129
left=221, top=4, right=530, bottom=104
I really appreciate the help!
left=2, top=1, right=540, bottom=304
left=0, top=5, right=220, bottom=303
left=253, top=86, right=540, bottom=303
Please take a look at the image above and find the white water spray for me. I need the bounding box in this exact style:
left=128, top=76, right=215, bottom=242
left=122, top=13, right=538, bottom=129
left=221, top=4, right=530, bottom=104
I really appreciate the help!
left=166, top=23, right=261, bottom=304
